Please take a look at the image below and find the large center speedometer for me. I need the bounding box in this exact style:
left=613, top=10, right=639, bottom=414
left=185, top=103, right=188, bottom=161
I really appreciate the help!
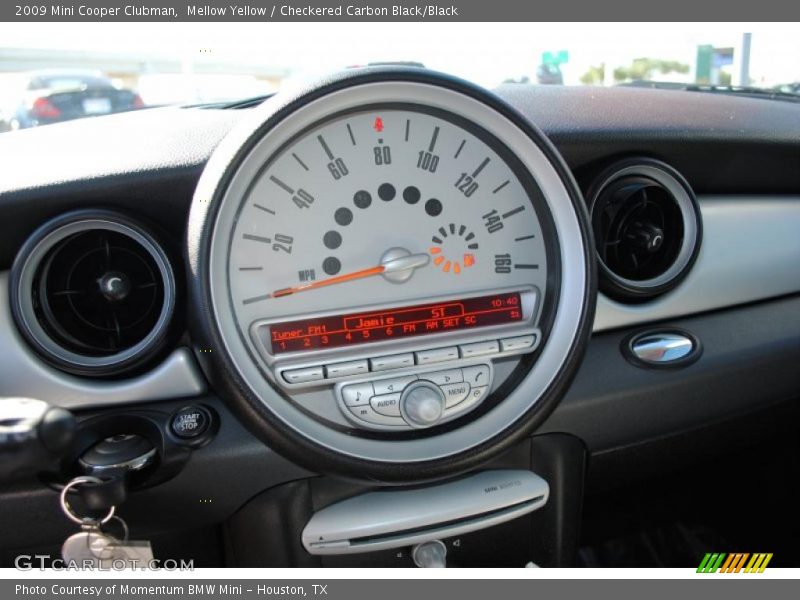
left=188, top=69, right=594, bottom=482
left=228, top=105, right=549, bottom=325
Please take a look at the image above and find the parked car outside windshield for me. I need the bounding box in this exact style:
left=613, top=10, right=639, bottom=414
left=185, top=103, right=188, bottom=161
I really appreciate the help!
left=1, top=69, right=144, bottom=130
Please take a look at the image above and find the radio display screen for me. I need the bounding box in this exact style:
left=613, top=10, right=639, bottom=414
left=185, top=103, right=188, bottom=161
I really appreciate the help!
left=269, top=291, right=523, bottom=354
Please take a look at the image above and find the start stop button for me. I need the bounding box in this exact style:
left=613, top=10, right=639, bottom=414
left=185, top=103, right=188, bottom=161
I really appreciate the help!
left=170, top=405, right=211, bottom=439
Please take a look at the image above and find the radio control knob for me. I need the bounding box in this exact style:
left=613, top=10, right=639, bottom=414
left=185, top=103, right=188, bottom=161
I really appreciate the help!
left=401, top=381, right=445, bottom=428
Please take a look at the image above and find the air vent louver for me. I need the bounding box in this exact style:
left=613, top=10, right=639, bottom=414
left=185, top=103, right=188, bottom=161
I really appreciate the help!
left=36, top=230, right=162, bottom=356
left=11, top=211, right=176, bottom=376
left=588, top=159, right=701, bottom=301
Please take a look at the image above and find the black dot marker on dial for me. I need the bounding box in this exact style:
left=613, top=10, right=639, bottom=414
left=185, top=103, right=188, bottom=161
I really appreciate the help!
left=425, top=198, right=443, bottom=217
left=334, top=207, right=353, bottom=226
left=378, top=183, right=396, bottom=201
left=403, top=186, right=421, bottom=204
left=353, top=190, right=372, bottom=209
left=323, top=230, right=342, bottom=249
left=322, top=257, right=341, bottom=276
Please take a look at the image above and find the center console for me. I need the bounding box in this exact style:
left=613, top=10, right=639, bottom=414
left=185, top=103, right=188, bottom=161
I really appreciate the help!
left=225, top=433, right=586, bottom=567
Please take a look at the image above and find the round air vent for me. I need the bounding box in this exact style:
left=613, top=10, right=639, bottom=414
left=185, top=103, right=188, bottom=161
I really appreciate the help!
left=11, top=210, right=176, bottom=376
left=588, top=158, right=701, bottom=301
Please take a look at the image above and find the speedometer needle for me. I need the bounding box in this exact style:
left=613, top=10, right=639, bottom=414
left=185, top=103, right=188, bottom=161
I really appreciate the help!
left=268, top=251, right=430, bottom=298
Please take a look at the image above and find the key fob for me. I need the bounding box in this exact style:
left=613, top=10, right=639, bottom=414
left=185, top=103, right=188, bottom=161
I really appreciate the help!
left=61, top=531, right=115, bottom=566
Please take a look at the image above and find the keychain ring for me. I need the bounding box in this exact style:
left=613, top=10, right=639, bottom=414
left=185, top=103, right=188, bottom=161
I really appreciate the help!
left=106, top=514, right=130, bottom=542
left=59, top=476, right=116, bottom=525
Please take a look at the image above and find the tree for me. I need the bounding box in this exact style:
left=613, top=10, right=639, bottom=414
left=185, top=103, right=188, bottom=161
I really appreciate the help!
left=613, top=58, right=690, bottom=83
left=580, top=58, right=691, bottom=86
left=580, top=64, right=605, bottom=85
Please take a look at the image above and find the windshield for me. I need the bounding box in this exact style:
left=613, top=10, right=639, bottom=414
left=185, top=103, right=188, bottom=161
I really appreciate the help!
left=0, top=23, right=798, bottom=132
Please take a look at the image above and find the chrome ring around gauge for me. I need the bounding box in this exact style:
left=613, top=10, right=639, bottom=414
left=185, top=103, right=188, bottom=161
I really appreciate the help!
left=187, top=68, right=595, bottom=483
left=11, top=209, right=177, bottom=377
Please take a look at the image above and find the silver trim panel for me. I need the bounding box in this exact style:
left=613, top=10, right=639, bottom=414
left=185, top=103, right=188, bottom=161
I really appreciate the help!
left=595, top=197, right=800, bottom=331
left=301, top=469, right=549, bottom=555
left=1, top=272, right=207, bottom=409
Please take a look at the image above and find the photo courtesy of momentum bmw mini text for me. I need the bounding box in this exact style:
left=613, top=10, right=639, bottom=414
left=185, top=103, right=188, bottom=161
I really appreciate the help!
left=0, top=0, right=799, bottom=598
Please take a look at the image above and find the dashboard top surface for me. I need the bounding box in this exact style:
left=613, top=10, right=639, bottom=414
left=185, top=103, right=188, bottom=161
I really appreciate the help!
left=0, top=84, right=797, bottom=274
left=1, top=84, right=799, bottom=196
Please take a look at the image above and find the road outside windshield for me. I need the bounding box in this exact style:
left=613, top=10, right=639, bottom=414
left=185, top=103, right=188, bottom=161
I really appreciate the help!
left=0, top=22, right=798, bottom=133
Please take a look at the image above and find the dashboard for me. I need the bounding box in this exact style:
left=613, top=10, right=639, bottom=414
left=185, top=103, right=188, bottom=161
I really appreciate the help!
left=0, top=68, right=799, bottom=560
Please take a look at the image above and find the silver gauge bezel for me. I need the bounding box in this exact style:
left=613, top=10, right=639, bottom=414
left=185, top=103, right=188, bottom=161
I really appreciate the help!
left=204, top=80, right=588, bottom=463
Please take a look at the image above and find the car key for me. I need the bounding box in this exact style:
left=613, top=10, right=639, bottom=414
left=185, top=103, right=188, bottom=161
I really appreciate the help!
left=98, top=516, right=154, bottom=567
left=62, top=527, right=118, bottom=565
left=59, top=476, right=153, bottom=568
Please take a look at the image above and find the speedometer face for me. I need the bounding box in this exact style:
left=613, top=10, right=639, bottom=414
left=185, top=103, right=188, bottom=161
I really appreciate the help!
left=226, top=105, right=553, bottom=348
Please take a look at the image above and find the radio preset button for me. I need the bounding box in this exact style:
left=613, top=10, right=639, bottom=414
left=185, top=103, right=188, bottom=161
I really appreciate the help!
left=370, top=353, right=415, bottom=372
left=370, top=393, right=402, bottom=416
left=282, top=366, right=325, bottom=384
left=415, top=347, right=459, bottom=365
left=500, top=335, right=537, bottom=352
left=326, top=360, right=369, bottom=378
left=459, top=340, right=500, bottom=358
left=341, top=382, right=374, bottom=407
left=441, top=382, right=471, bottom=408
left=424, top=369, right=463, bottom=386
left=347, top=404, right=406, bottom=426
left=462, top=364, right=491, bottom=387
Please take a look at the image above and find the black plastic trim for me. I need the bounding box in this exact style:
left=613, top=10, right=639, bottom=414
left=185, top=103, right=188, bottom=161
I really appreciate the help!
left=541, top=293, right=800, bottom=455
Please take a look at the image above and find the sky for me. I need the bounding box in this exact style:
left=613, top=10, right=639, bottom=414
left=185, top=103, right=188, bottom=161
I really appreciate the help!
left=0, top=22, right=798, bottom=89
